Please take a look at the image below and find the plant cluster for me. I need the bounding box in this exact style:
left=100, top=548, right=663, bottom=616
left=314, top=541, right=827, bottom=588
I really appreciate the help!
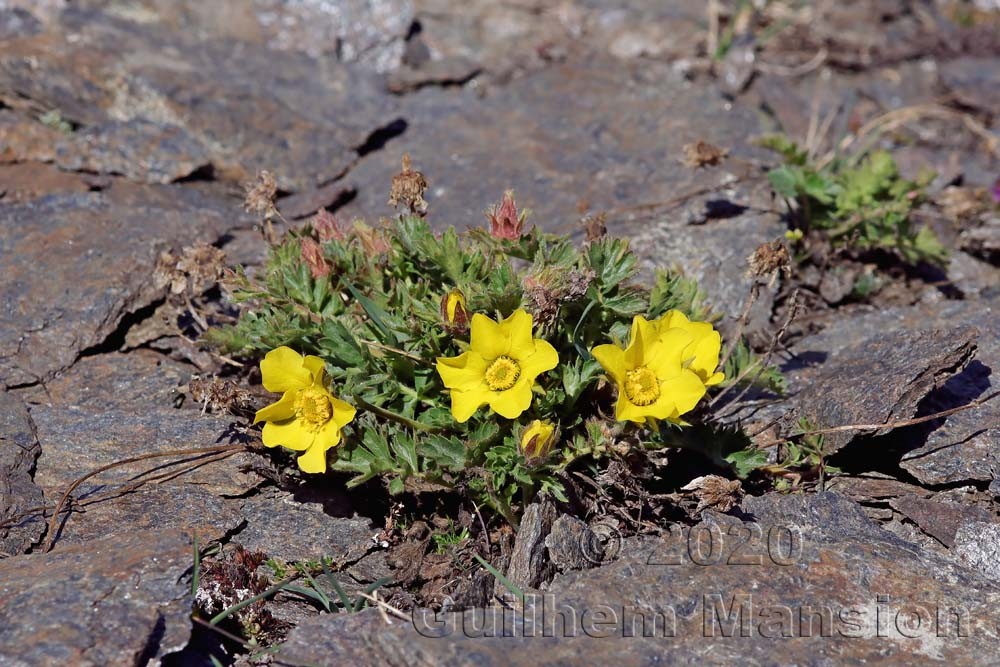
left=211, top=184, right=783, bottom=522
left=762, top=136, right=947, bottom=267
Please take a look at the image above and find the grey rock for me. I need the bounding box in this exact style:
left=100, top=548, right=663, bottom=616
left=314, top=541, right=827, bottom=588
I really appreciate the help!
left=0, top=5, right=399, bottom=191
left=54, top=120, right=211, bottom=184
left=501, top=501, right=555, bottom=594
left=888, top=495, right=993, bottom=548
left=278, top=492, right=1000, bottom=664
left=895, top=299, right=1000, bottom=485
left=19, top=350, right=258, bottom=550
left=30, top=402, right=256, bottom=499
left=0, top=392, right=45, bottom=557
left=0, top=7, right=42, bottom=40
left=0, top=186, right=238, bottom=388
left=940, top=57, right=1000, bottom=115
left=237, top=487, right=374, bottom=567
left=16, top=350, right=192, bottom=411
left=77, top=0, right=414, bottom=71
left=544, top=514, right=603, bottom=572
left=341, top=56, right=776, bottom=319
left=954, top=521, right=1000, bottom=581
left=782, top=324, right=977, bottom=454
left=0, top=528, right=195, bottom=665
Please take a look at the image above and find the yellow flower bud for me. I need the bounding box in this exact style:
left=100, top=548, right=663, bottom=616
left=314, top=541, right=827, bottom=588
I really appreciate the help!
left=440, top=288, right=469, bottom=331
left=520, top=420, right=556, bottom=463
left=784, top=228, right=804, bottom=242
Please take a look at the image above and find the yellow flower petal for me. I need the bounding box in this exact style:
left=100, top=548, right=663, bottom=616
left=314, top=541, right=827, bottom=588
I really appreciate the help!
left=253, top=391, right=296, bottom=424
left=501, top=309, right=535, bottom=359
left=592, top=343, right=626, bottom=384
left=643, top=328, right=690, bottom=378
left=469, top=312, right=508, bottom=360
left=260, top=346, right=313, bottom=393
left=705, top=371, right=726, bottom=386
left=329, top=396, right=358, bottom=430
left=261, top=419, right=315, bottom=451
left=297, top=444, right=329, bottom=474
left=518, top=338, right=559, bottom=381
left=450, top=388, right=489, bottom=423
left=436, top=352, right=488, bottom=390
left=303, top=354, right=327, bottom=384
left=662, top=368, right=708, bottom=416
left=614, top=392, right=648, bottom=423
left=488, top=382, right=534, bottom=419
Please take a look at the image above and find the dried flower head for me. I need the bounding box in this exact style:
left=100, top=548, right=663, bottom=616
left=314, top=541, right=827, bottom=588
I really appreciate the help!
left=524, top=267, right=594, bottom=328
left=311, top=209, right=345, bottom=243
left=195, top=546, right=279, bottom=639
left=388, top=153, right=429, bottom=215
left=188, top=375, right=251, bottom=414
left=680, top=475, right=744, bottom=513
left=243, top=170, right=278, bottom=217
left=683, top=140, right=728, bottom=168
left=747, top=239, right=791, bottom=280
left=486, top=190, right=529, bottom=240
left=154, top=243, right=226, bottom=296
left=300, top=237, right=331, bottom=279
left=581, top=212, right=608, bottom=242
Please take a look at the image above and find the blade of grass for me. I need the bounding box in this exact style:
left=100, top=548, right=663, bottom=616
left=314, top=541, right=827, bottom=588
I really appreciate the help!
left=191, top=532, right=201, bottom=597
left=210, top=576, right=299, bottom=625
left=321, top=559, right=353, bottom=612
left=473, top=554, right=524, bottom=604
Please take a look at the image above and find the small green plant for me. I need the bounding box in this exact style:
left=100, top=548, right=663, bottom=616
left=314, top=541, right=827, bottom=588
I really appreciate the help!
left=761, top=136, right=947, bottom=267
left=213, top=176, right=785, bottom=523
left=431, top=521, right=471, bottom=553
left=38, top=109, right=73, bottom=134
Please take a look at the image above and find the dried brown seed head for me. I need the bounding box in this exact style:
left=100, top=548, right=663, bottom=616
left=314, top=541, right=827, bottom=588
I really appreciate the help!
left=747, top=239, right=791, bottom=279
left=683, top=140, right=728, bottom=168
left=388, top=153, right=429, bottom=215
left=243, top=170, right=278, bottom=217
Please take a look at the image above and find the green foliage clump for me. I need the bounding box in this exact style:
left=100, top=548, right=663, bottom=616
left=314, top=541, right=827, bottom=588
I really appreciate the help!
left=761, top=136, right=947, bottom=267
left=210, top=212, right=783, bottom=520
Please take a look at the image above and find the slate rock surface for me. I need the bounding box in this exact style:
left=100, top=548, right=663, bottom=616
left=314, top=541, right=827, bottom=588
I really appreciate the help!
left=765, top=301, right=986, bottom=456
left=0, top=187, right=239, bottom=388
left=0, top=391, right=45, bottom=557
left=278, top=492, right=1000, bottom=665
left=0, top=528, right=195, bottom=665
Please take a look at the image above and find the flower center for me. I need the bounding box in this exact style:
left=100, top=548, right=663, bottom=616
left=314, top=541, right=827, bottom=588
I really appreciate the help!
left=623, top=367, right=660, bottom=406
left=484, top=355, right=521, bottom=391
left=294, top=387, right=333, bottom=432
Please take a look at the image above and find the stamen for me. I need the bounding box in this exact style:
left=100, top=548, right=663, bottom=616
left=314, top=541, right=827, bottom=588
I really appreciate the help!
left=294, top=387, right=333, bottom=432
left=623, top=367, right=660, bottom=406
left=484, top=355, right=521, bottom=391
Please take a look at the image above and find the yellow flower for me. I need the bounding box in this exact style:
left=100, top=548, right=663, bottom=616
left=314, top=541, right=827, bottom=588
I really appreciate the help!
left=253, top=346, right=356, bottom=474
left=520, top=419, right=556, bottom=463
left=436, top=309, right=558, bottom=422
left=651, top=310, right=725, bottom=386
left=592, top=316, right=707, bottom=423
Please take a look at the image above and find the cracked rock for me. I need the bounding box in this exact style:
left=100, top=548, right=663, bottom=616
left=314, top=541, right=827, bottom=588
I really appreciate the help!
left=236, top=487, right=375, bottom=567
left=0, top=186, right=240, bottom=389
left=277, top=492, right=1000, bottom=665
left=0, top=528, right=195, bottom=665
left=0, top=391, right=45, bottom=557
left=776, top=313, right=979, bottom=455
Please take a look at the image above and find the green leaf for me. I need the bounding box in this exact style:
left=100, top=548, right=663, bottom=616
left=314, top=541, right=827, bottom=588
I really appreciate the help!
left=768, top=166, right=800, bottom=199
left=724, top=447, right=770, bottom=478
